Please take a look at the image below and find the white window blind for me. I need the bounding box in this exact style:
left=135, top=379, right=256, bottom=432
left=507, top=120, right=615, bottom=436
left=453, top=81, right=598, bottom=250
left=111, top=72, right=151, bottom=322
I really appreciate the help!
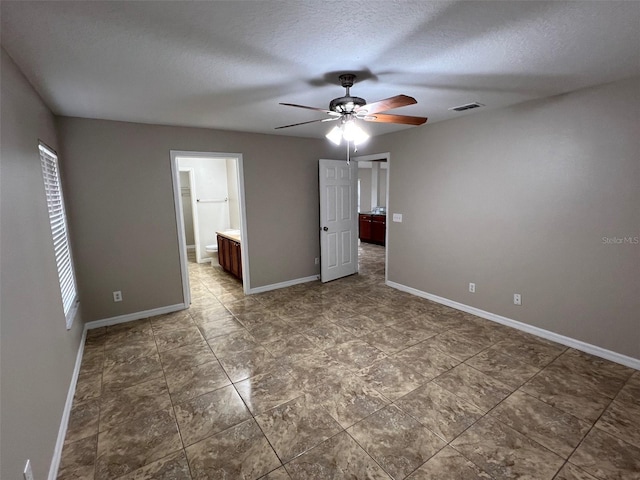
left=39, top=143, right=78, bottom=327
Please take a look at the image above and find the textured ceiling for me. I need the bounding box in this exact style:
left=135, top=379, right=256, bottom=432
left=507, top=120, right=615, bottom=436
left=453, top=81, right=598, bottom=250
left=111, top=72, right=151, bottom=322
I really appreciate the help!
left=2, top=1, right=639, bottom=138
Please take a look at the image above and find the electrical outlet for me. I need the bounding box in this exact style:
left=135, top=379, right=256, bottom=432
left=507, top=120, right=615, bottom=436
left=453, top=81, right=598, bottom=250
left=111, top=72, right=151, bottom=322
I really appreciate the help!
left=314, top=257, right=319, bottom=265
left=469, top=283, right=476, bottom=293
left=24, top=459, right=34, bottom=480
left=514, top=293, right=522, bottom=305
left=113, top=291, right=123, bottom=302
left=392, top=213, right=403, bottom=223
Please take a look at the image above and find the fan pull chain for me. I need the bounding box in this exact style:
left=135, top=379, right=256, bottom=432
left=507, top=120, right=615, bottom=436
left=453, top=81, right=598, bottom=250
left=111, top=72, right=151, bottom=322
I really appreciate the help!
left=346, top=140, right=363, bottom=164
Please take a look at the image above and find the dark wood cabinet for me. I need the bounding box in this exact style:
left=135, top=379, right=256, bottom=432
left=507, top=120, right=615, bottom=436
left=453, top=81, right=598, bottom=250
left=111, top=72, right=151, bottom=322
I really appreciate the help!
left=359, top=213, right=386, bottom=245
left=371, top=216, right=386, bottom=244
left=359, top=214, right=372, bottom=241
left=217, top=233, right=242, bottom=281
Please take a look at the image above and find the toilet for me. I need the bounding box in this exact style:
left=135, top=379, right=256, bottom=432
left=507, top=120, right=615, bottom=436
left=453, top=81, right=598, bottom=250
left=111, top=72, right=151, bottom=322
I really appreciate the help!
left=205, top=244, right=218, bottom=265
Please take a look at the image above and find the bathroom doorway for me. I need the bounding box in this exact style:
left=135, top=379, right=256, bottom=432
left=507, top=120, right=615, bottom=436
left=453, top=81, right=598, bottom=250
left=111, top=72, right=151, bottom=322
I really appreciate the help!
left=171, top=151, right=249, bottom=304
left=353, top=152, right=390, bottom=283
left=178, top=156, right=238, bottom=264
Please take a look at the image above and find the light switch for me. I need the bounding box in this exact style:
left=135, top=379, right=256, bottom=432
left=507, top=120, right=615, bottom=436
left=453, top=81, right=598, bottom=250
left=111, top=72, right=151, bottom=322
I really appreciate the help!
left=392, top=213, right=403, bottom=223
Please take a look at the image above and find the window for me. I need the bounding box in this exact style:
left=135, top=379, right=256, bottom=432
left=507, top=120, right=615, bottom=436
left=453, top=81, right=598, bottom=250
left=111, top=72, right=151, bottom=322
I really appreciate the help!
left=39, top=142, right=78, bottom=328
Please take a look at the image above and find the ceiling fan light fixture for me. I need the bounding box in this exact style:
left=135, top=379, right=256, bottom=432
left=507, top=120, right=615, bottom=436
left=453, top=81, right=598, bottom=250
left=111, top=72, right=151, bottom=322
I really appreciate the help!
left=342, top=120, right=369, bottom=146
left=326, top=125, right=343, bottom=145
left=353, top=127, right=370, bottom=146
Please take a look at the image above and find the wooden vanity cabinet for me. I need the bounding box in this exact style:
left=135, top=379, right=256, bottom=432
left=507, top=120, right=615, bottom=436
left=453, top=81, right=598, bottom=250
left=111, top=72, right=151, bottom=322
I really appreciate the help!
left=359, top=213, right=386, bottom=245
left=371, top=215, right=386, bottom=245
left=217, top=234, right=242, bottom=280
left=359, top=214, right=372, bottom=241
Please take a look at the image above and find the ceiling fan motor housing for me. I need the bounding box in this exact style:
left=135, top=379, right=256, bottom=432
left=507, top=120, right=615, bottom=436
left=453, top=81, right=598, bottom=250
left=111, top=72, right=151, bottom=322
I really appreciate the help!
left=330, top=95, right=367, bottom=113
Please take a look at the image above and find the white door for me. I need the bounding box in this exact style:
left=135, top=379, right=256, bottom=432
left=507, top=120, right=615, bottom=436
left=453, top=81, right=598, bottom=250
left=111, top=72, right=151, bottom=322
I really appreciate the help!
left=319, top=159, right=358, bottom=282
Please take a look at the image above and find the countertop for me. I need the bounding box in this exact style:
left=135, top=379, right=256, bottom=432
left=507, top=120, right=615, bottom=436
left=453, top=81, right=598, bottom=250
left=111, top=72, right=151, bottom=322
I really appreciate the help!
left=360, top=211, right=387, bottom=216
left=216, top=230, right=241, bottom=243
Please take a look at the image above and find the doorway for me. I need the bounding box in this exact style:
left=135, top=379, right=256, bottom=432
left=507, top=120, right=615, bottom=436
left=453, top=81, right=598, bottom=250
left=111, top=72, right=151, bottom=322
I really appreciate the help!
left=354, top=152, right=390, bottom=284
left=170, top=150, right=249, bottom=304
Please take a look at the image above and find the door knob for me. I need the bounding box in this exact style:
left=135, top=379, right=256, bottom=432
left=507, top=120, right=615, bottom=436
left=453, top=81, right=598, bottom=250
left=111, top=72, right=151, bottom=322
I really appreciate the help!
left=323, top=226, right=328, bottom=231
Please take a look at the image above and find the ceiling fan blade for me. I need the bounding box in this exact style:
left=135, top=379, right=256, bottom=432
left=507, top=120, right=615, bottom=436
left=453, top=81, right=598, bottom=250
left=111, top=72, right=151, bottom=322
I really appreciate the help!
left=356, top=94, right=417, bottom=114
left=362, top=113, right=428, bottom=126
left=279, top=102, right=334, bottom=115
left=275, top=118, right=328, bottom=129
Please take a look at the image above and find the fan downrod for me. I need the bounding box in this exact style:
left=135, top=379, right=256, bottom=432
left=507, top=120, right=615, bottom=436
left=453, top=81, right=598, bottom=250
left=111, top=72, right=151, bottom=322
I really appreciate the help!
left=339, top=73, right=356, bottom=90
left=330, top=73, right=366, bottom=113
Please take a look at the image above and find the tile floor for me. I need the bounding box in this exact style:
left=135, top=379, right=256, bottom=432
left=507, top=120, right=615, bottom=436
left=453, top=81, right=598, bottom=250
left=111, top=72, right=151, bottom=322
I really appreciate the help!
left=58, top=243, right=640, bottom=479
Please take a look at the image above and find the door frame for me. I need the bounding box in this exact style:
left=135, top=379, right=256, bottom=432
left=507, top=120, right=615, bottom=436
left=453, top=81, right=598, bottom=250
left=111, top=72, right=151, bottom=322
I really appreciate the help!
left=352, top=152, right=391, bottom=284
left=178, top=167, right=200, bottom=262
left=170, top=150, right=250, bottom=304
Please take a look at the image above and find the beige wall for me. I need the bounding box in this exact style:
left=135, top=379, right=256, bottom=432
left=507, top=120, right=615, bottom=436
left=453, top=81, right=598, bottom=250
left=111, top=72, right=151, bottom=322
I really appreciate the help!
left=0, top=49, right=85, bottom=480
left=378, top=168, right=387, bottom=207
left=56, top=117, right=329, bottom=321
left=358, top=163, right=388, bottom=212
left=358, top=167, right=372, bottom=213
left=226, top=158, right=241, bottom=230
left=361, top=77, right=640, bottom=359
left=178, top=171, right=195, bottom=245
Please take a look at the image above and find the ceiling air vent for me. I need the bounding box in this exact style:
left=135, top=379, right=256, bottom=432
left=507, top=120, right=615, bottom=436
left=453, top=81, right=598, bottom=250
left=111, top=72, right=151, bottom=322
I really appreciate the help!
left=449, top=102, right=485, bottom=112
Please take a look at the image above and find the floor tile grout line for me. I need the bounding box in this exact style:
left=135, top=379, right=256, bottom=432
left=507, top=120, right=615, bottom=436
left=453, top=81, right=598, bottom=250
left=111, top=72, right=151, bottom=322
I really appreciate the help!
left=150, top=318, right=195, bottom=480
left=464, top=371, right=629, bottom=480
left=559, top=374, right=637, bottom=472
left=180, top=268, right=241, bottom=478
left=393, top=368, right=496, bottom=477
left=62, top=331, right=109, bottom=473
left=208, top=331, right=296, bottom=471
left=478, top=391, right=567, bottom=456
left=343, top=422, right=418, bottom=480
left=514, top=360, right=626, bottom=427
left=433, top=379, right=571, bottom=479
left=250, top=393, right=311, bottom=471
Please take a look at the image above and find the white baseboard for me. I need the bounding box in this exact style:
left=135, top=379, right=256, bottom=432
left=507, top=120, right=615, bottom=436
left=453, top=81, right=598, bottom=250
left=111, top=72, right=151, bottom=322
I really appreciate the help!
left=387, top=280, right=640, bottom=370
left=85, top=303, right=187, bottom=330
left=248, top=275, right=320, bottom=294
left=48, top=327, right=87, bottom=480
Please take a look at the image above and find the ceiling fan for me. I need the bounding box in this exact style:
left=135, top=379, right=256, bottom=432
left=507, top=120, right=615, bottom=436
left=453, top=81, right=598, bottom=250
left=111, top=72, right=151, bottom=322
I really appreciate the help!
left=275, top=73, right=428, bottom=144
